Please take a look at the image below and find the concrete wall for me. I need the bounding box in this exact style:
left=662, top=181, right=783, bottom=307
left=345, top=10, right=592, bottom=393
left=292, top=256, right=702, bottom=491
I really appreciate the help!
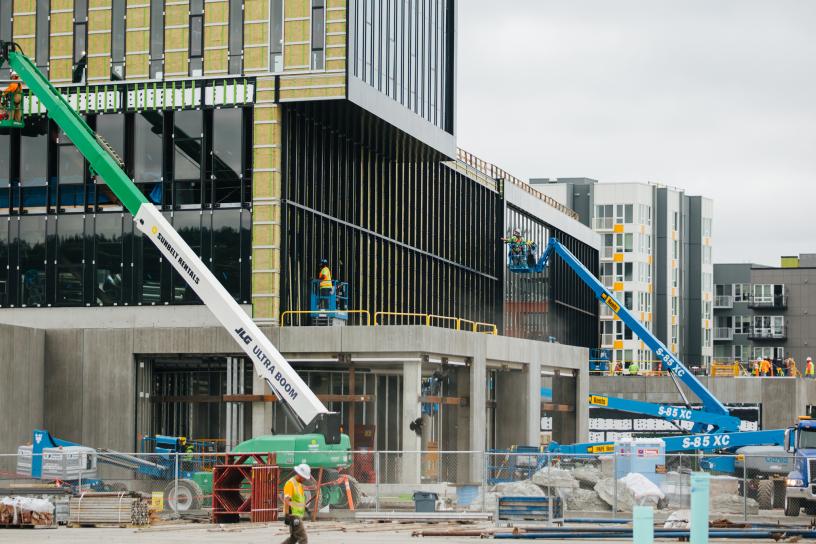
left=591, top=375, right=816, bottom=430
left=6, top=323, right=589, bottom=460
left=0, top=325, right=45, bottom=454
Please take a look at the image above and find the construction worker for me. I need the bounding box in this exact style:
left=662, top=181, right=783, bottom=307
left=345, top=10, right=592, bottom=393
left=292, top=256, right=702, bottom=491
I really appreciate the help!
left=759, top=357, right=771, bottom=377
left=806, top=357, right=814, bottom=378
left=1, top=71, right=22, bottom=123
left=317, top=258, right=332, bottom=310
left=752, top=359, right=759, bottom=376
left=501, top=229, right=535, bottom=267
left=282, top=463, right=311, bottom=544
left=627, top=361, right=639, bottom=376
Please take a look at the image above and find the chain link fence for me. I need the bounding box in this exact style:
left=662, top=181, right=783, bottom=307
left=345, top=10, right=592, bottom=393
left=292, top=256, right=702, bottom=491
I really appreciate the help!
left=0, top=449, right=802, bottom=521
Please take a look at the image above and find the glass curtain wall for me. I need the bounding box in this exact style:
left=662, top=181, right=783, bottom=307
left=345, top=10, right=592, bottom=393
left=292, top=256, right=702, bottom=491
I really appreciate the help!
left=0, top=106, right=251, bottom=308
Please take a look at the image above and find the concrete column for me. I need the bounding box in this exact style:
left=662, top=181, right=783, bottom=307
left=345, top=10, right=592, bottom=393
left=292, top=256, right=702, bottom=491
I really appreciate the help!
left=526, top=359, right=542, bottom=446
left=251, top=371, right=273, bottom=438
left=576, top=364, right=590, bottom=443
left=469, top=351, right=487, bottom=482
left=494, top=360, right=542, bottom=449
left=401, top=361, right=422, bottom=484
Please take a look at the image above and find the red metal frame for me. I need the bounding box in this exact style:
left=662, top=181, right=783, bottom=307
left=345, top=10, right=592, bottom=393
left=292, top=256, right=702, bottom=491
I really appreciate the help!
left=211, top=453, right=278, bottom=523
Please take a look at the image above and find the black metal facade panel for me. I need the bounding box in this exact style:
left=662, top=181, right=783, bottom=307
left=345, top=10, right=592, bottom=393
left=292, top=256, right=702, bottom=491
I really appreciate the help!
left=504, top=204, right=599, bottom=348
left=280, top=101, right=501, bottom=327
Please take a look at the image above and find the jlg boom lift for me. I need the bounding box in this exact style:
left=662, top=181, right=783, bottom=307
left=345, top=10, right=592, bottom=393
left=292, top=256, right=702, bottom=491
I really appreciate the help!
left=0, top=41, right=347, bottom=449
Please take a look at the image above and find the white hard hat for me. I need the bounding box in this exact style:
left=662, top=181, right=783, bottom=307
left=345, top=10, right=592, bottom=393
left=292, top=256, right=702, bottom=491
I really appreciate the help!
left=294, top=463, right=311, bottom=480
left=808, top=357, right=812, bottom=362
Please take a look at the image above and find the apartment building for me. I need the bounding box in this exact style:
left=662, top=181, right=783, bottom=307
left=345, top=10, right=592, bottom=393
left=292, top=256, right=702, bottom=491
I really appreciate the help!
left=533, top=178, right=714, bottom=370
left=714, top=255, right=816, bottom=366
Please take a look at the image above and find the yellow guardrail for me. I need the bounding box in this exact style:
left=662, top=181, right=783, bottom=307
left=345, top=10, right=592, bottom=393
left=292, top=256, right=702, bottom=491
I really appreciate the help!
left=280, top=309, right=371, bottom=327
left=427, top=314, right=460, bottom=329
left=374, top=311, right=497, bottom=335
left=373, top=311, right=429, bottom=326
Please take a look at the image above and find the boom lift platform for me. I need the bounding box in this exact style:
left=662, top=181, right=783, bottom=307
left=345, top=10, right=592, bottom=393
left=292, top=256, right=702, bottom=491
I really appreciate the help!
left=0, top=40, right=346, bottom=446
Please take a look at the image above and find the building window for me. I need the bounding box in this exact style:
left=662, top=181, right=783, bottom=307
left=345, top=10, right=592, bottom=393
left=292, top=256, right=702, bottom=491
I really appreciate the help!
left=150, top=0, right=165, bottom=79
left=73, top=0, right=89, bottom=83
left=0, top=0, right=11, bottom=78
left=20, top=117, right=49, bottom=211
left=19, top=216, right=47, bottom=307
left=95, top=114, right=125, bottom=209
left=56, top=128, right=86, bottom=211
left=111, top=0, right=126, bottom=79
left=134, top=113, right=164, bottom=204
left=0, top=133, right=9, bottom=214
left=311, top=0, right=325, bottom=69
left=55, top=215, right=85, bottom=305
left=172, top=110, right=204, bottom=207
left=702, top=217, right=712, bottom=237
left=36, top=0, right=50, bottom=74
left=211, top=108, right=243, bottom=206
left=189, top=0, right=204, bottom=76
left=228, top=0, right=243, bottom=74
left=270, top=0, right=283, bottom=71
left=94, top=212, right=125, bottom=305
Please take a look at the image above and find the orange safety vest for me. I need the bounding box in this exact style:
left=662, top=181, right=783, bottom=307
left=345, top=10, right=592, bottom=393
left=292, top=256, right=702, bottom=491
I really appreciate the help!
left=3, top=81, right=21, bottom=95
left=760, top=360, right=771, bottom=374
left=319, top=266, right=332, bottom=289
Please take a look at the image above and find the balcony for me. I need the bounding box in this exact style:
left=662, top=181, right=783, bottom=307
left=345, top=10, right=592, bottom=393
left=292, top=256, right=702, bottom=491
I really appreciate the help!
left=747, top=295, right=787, bottom=310
left=747, top=326, right=787, bottom=341
left=713, top=327, right=734, bottom=341
left=593, top=217, right=614, bottom=230
left=714, top=296, right=733, bottom=309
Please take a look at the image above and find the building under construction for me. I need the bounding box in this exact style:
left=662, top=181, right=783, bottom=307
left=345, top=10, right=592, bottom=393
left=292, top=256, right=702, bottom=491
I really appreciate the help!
left=0, top=0, right=599, bottom=470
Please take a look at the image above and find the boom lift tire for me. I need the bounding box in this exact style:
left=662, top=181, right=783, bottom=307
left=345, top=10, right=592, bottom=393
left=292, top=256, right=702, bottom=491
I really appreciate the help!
left=773, top=479, right=786, bottom=509
left=805, top=500, right=816, bottom=516
left=785, top=497, right=802, bottom=517
left=756, top=479, right=773, bottom=510
left=164, top=479, right=203, bottom=512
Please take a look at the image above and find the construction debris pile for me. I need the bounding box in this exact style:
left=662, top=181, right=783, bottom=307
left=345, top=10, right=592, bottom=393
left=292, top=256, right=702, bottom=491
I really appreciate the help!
left=68, top=492, right=152, bottom=527
left=0, top=496, right=55, bottom=527
left=472, top=462, right=759, bottom=515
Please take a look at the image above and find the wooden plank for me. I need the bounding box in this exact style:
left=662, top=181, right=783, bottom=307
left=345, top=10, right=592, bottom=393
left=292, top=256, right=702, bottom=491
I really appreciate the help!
left=540, top=403, right=574, bottom=413
left=419, top=396, right=469, bottom=407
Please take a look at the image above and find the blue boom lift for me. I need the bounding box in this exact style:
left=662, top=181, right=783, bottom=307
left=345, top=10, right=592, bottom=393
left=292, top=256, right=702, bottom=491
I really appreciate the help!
left=507, top=237, right=785, bottom=456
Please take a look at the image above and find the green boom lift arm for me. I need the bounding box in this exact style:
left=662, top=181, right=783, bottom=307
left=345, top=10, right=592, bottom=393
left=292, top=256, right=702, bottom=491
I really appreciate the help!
left=0, top=40, right=343, bottom=443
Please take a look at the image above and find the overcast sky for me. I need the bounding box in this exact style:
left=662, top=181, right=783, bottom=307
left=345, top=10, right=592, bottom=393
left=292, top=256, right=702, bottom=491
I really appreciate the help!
left=456, top=1, right=816, bottom=266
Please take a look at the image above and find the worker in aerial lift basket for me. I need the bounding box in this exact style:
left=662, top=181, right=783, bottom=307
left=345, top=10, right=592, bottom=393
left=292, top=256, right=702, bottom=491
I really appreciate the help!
left=281, top=463, right=311, bottom=544
left=318, top=258, right=332, bottom=309
left=1, top=71, right=22, bottom=123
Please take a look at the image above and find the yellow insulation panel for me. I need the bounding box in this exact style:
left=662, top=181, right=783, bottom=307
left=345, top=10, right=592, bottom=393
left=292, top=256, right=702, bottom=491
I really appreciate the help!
left=52, top=0, right=72, bottom=9
left=278, top=73, right=345, bottom=101
left=165, top=1, right=189, bottom=77
left=126, top=0, right=150, bottom=78
left=251, top=101, right=282, bottom=322
left=204, top=0, right=229, bottom=74
left=50, top=12, right=73, bottom=34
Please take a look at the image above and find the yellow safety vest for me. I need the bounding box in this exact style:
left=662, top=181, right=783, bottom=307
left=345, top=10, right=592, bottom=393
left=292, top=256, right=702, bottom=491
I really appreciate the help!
left=806, top=362, right=814, bottom=376
left=284, top=477, right=306, bottom=517
left=319, top=266, right=332, bottom=289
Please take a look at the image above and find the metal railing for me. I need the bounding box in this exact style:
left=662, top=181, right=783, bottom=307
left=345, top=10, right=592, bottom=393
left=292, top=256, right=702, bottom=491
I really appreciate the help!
left=714, top=295, right=733, bottom=309
left=457, top=148, right=580, bottom=221
left=747, top=295, right=788, bottom=310
left=0, top=450, right=798, bottom=520
left=747, top=326, right=787, bottom=340
left=280, top=309, right=371, bottom=327
left=373, top=311, right=497, bottom=335
left=713, top=327, right=734, bottom=341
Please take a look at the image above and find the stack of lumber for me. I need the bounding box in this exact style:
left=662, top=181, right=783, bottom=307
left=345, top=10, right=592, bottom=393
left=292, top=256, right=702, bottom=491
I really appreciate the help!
left=69, top=492, right=150, bottom=527
left=0, top=496, right=55, bottom=527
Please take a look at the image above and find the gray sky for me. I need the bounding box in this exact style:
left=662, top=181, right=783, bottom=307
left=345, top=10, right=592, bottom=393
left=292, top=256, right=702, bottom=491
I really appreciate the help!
left=456, top=1, right=816, bottom=266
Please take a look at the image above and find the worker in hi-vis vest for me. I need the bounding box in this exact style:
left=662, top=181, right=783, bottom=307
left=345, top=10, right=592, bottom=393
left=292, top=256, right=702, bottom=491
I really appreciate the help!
left=282, top=463, right=311, bottom=544
left=318, top=258, right=332, bottom=309
left=806, top=357, right=814, bottom=378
